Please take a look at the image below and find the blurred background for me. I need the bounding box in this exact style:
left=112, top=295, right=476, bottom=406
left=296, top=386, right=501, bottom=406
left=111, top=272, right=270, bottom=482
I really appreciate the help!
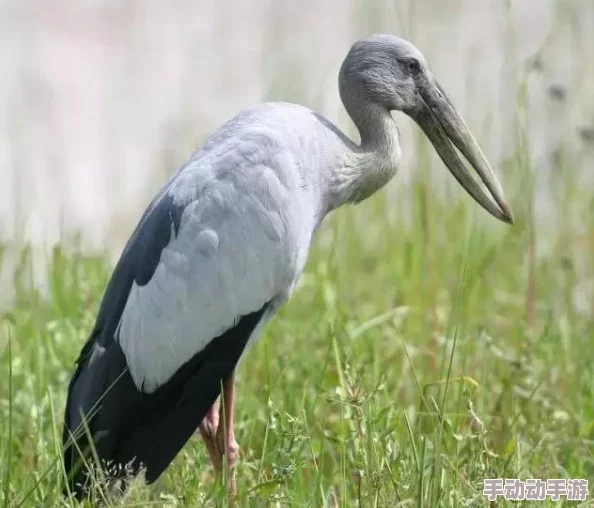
left=2, top=3, right=594, bottom=504
left=0, top=0, right=592, bottom=302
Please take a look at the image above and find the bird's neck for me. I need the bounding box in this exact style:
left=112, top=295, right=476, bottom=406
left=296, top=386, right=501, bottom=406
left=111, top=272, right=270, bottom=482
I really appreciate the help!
left=332, top=102, right=401, bottom=206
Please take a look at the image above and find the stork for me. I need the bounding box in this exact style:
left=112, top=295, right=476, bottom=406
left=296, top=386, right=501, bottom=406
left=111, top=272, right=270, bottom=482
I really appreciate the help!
left=62, top=34, right=513, bottom=499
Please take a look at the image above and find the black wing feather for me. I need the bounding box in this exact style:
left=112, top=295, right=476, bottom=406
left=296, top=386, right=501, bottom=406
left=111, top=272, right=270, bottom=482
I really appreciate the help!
left=62, top=185, right=268, bottom=499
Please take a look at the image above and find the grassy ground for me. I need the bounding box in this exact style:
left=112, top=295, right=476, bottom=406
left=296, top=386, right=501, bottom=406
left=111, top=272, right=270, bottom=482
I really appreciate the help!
left=1, top=155, right=593, bottom=507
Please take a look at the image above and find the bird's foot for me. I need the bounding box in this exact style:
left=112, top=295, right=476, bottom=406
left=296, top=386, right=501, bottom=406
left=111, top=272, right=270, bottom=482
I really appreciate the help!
left=198, top=399, right=239, bottom=496
left=198, top=399, right=221, bottom=469
left=216, top=427, right=239, bottom=496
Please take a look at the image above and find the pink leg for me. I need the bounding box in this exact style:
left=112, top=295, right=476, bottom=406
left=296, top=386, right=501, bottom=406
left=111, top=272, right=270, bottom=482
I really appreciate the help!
left=217, top=372, right=239, bottom=495
left=199, top=397, right=221, bottom=469
left=198, top=373, right=239, bottom=495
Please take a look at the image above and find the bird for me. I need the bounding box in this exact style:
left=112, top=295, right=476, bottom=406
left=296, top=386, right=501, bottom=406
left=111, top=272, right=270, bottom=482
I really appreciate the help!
left=62, top=34, right=513, bottom=499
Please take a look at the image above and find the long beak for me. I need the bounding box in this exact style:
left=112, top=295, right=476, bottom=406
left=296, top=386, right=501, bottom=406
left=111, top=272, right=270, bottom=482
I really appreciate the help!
left=411, top=76, right=514, bottom=224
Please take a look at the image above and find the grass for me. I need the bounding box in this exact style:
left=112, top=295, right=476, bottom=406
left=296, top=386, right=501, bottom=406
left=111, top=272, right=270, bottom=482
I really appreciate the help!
left=2, top=6, right=594, bottom=499
left=1, top=154, right=594, bottom=507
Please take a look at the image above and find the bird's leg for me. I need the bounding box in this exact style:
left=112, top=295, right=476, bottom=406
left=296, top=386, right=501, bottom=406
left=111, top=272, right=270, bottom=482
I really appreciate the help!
left=217, top=372, right=239, bottom=496
left=199, top=397, right=222, bottom=470
left=197, top=374, right=239, bottom=494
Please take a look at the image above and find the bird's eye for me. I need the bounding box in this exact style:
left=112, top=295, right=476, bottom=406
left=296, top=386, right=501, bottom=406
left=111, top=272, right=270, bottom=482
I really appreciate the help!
left=405, top=59, right=420, bottom=74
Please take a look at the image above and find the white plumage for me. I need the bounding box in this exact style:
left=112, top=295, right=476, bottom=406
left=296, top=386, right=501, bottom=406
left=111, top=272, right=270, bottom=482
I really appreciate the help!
left=118, top=104, right=325, bottom=392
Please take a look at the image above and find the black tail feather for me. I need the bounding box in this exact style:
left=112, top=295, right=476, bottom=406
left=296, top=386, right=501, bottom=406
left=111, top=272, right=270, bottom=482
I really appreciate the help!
left=62, top=305, right=267, bottom=499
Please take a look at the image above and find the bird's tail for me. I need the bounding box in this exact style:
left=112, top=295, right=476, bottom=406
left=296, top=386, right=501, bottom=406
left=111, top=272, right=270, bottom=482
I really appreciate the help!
left=62, top=305, right=269, bottom=500
left=61, top=332, right=130, bottom=499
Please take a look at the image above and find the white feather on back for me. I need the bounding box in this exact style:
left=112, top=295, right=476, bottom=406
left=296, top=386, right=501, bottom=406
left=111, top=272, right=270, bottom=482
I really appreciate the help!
left=117, top=124, right=315, bottom=393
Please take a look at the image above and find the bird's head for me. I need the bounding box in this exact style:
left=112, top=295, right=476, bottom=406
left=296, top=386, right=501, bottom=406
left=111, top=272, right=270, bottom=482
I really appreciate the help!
left=339, top=34, right=514, bottom=224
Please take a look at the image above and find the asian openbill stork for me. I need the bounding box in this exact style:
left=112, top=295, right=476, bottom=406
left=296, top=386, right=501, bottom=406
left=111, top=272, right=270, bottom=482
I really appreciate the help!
left=62, top=34, right=513, bottom=499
